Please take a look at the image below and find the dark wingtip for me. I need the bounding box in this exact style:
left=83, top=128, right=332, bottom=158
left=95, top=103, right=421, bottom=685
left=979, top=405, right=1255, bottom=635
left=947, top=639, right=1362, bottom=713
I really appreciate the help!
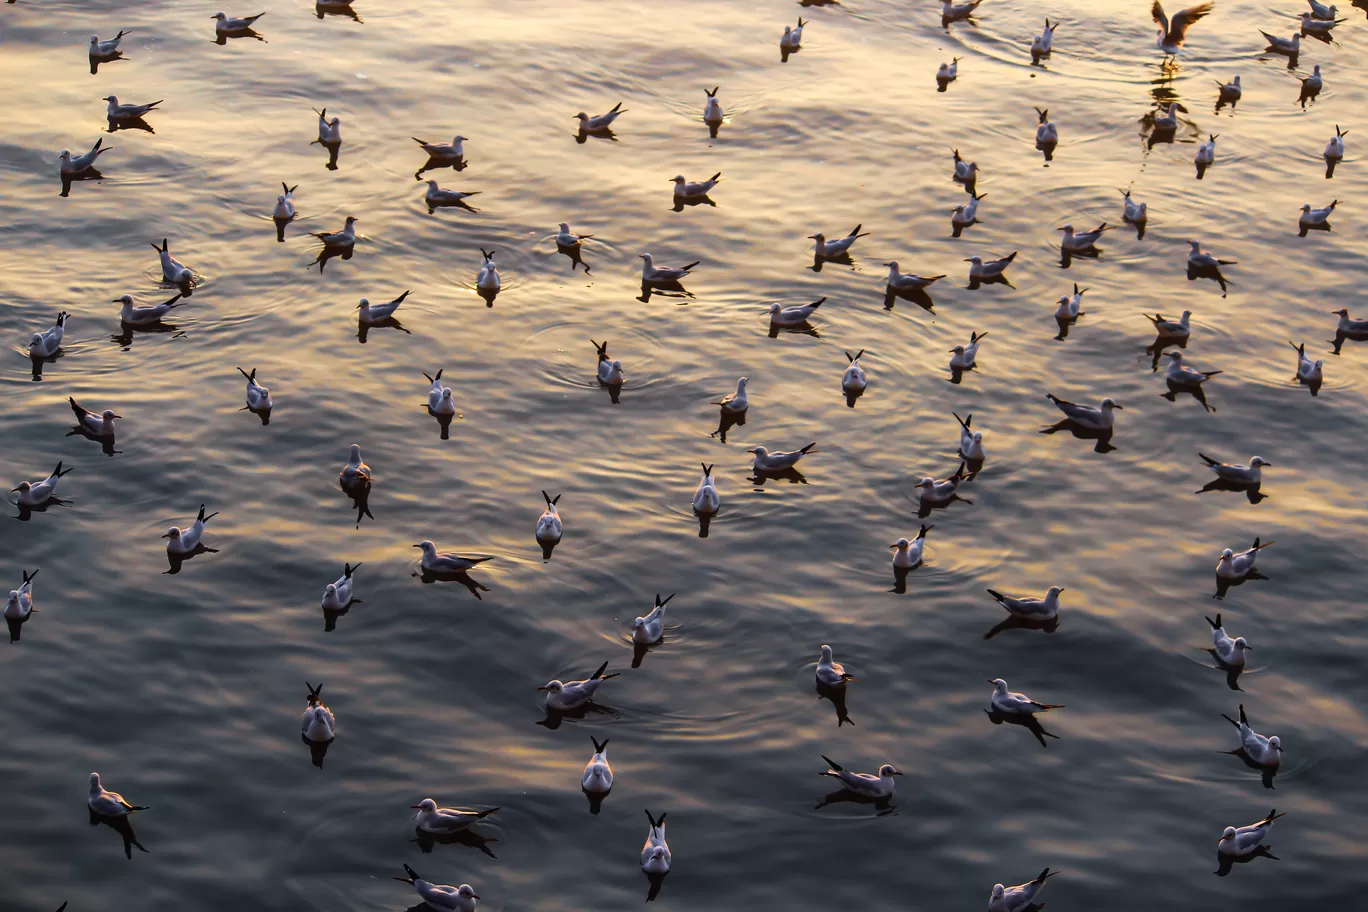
left=592, top=735, right=609, bottom=753
left=590, top=660, right=609, bottom=680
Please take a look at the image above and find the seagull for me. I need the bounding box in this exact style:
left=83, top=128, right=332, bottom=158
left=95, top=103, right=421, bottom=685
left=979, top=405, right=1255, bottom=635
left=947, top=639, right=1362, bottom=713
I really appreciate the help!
left=885, top=261, right=946, bottom=290
left=1302, top=65, right=1323, bottom=94
left=671, top=172, right=722, bottom=199
left=1205, top=613, right=1253, bottom=666
left=951, top=149, right=979, bottom=182
left=238, top=367, right=273, bottom=411
left=951, top=192, right=985, bottom=229
left=987, top=585, right=1064, bottom=620
left=412, top=134, right=467, bottom=159
left=1152, top=102, right=1180, bottom=132
left=1188, top=240, right=1236, bottom=269
left=989, top=678, right=1064, bottom=715
left=313, top=107, right=341, bottom=143
left=575, top=103, right=626, bottom=132
left=1121, top=189, right=1148, bottom=224
left=1332, top=309, right=1368, bottom=334
left=212, top=11, right=266, bottom=32
left=1216, top=75, right=1242, bottom=102
left=632, top=593, right=674, bottom=645
left=1199, top=453, right=1270, bottom=485
left=555, top=222, right=592, bottom=248
left=68, top=398, right=120, bottom=438
left=1195, top=133, right=1218, bottom=167
left=1299, top=12, right=1345, bottom=32
left=1055, top=283, right=1087, bottom=320
left=950, top=331, right=987, bottom=371
left=392, top=865, right=480, bottom=912
left=424, top=181, right=480, bottom=206
left=582, top=737, right=613, bottom=793
left=59, top=138, right=110, bottom=174
left=538, top=660, right=619, bottom=710
left=810, top=225, right=870, bottom=258
left=1046, top=393, right=1122, bottom=428
left=1166, top=350, right=1221, bottom=386
left=477, top=249, right=500, bottom=291
left=816, top=645, right=854, bottom=687
left=941, top=0, right=983, bottom=21
left=781, top=17, right=806, bottom=50
left=4, top=570, right=36, bottom=621
left=592, top=340, right=624, bottom=384
left=1146, top=310, right=1191, bottom=337
left=1152, top=1, right=1213, bottom=54
left=1222, top=704, right=1281, bottom=766
left=424, top=370, right=457, bottom=415
left=716, top=377, right=749, bottom=412
left=955, top=412, right=985, bottom=460
left=915, top=463, right=969, bottom=505
left=1032, top=19, right=1058, bottom=58
left=12, top=462, right=72, bottom=506
left=819, top=757, right=902, bottom=797
left=1059, top=222, right=1113, bottom=251
left=273, top=182, right=298, bottom=220
left=641, top=810, right=672, bottom=873
left=411, top=799, right=499, bottom=833
left=152, top=238, right=194, bottom=285
left=162, top=505, right=218, bottom=554
left=1035, top=108, right=1057, bottom=147
left=1260, top=30, right=1300, bottom=56
left=967, top=252, right=1017, bottom=280
left=990, top=869, right=1059, bottom=912
left=536, top=491, right=563, bottom=542
left=1324, top=125, right=1346, bottom=160
left=1218, top=809, right=1286, bottom=856
left=357, top=290, right=409, bottom=324
left=103, top=96, right=161, bottom=120
left=1300, top=200, right=1338, bottom=229
left=693, top=463, right=720, bottom=514
left=937, top=58, right=960, bottom=84
left=339, top=444, right=371, bottom=487
left=702, top=86, right=724, bottom=125
left=1216, top=537, right=1273, bottom=579
left=90, top=31, right=129, bottom=57
left=748, top=442, right=817, bottom=472
left=414, top=541, right=491, bottom=574
left=1307, top=0, right=1337, bottom=18
left=768, top=297, right=825, bottom=325
left=311, top=216, right=357, bottom=247
left=321, top=563, right=359, bottom=612
left=891, top=525, right=933, bottom=568
left=88, top=773, right=148, bottom=817
left=640, top=253, right=699, bottom=283
left=842, top=352, right=867, bottom=394
left=1290, top=342, right=1323, bottom=384
left=28, top=313, right=67, bottom=358
left=300, top=682, right=336, bottom=743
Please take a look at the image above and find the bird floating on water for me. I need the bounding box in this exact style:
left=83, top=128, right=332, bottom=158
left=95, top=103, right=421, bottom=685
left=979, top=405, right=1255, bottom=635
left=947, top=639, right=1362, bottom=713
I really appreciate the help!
left=576, top=103, right=625, bottom=132
left=59, top=138, right=109, bottom=174
left=810, top=225, right=869, bottom=258
left=1290, top=341, right=1323, bottom=385
left=313, top=107, right=341, bottom=144
left=312, top=216, right=357, bottom=248
left=1205, top=613, right=1253, bottom=666
left=1299, top=199, right=1337, bottom=232
left=915, top=463, right=969, bottom=505
left=68, top=398, right=120, bottom=438
left=152, top=238, right=194, bottom=285
left=967, top=252, right=1016, bottom=280
left=88, top=772, right=147, bottom=817
left=536, top=491, right=563, bottom=543
left=1152, top=1, right=1214, bottom=55
left=1218, top=809, right=1285, bottom=856
left=539, top=660, right=618, bottom=710
left=1054, top=284, right=1087, bottom=320
left=702, top=87, right=724, bottom=127
left=781, top=17, right=806, bottom=51
left=1034, top=107, right=1057, bottom=149
left=632, top=593, right=674, bottom=645
left=819, top=756, right=902, bottom=797
left=768, top=297, right=825, bottom=326
left=748, top=442, right=817, bottom=472
left=273, top=182, right=297, bottom=221
left=717, top=376, right=749, bottom=412
left=582, top=737, right=613, bottom=793
left=891, top=525, right=932, bottom=568
left=393, top=864, right=479, bottom=912
left=1187, top=240, right=1236, bottom=269
left=212, top=11, right=265, bottom=33
left=640, top=253, right=698, bottom=283
left=955, top=412, right=985, bottom=460
left=1221, top=704, right=1281, bottom=767
left=1199, top=453, right=1269, bottom=485
left=1046, top=393, right=1121, bottom=428
left=693, top=463, right=720, bottom=514
left=103, top=96, right=160, bottom=120
left=162, top=504, right=217, bottom=554
left=339, top=445, right=371, bottom=487
left=424, top=181, right=479, bottom=207
left=1120, top=189, right=1148, bottom=224
left=1195, top=133, right=1218, bottom=167
left=951, top=193, right=985, bottom=230
left=12, top=462, right=72, bottom=506
left=411, top=798, right=499, bottom=833
left=28, top=313, right=67, bottom=358
left=1216, top=538, right=1272, bottom=579
left=886, top=261, right=946, bottom=290
left=1059, top=223, right=1112, bottom=251
left=949, top=331, right=986, bottom=371
left=988, top=586, right=1064, bottom=621
left=412, top=134, right=466, bottom=160
left=414, top=541, right=491, bottom=574
left=592, top=340, right=624, bottom=385
left=842, top=351, right=867, bottom=395
left=988, top=678, right=1064, bottom=715
left=476, top=249, right=500, bottom=291
left=90, top=31, right=129, bottom=57
left=989, top=869, right=1059, bottom=912
left=1166, top=350, right=1221, bottom=386
left=1299, top=12, right=1345, bottom=32
left=320, top=563, right=358, bottom=612
left=951, top=149, right=979, bottom=183
left=1324, top=125, right=1346, bottom=161
left=816, top=645, right=854, bottom=687
left=1146, top=310, right=1191, bottom=337
left=1216, top=75, right=1242, bottom=102
left=941, top=0, right=983, bottom=22
left=424, top=370, right=457, bottom=415
left=671, top=172, right=721, bottom=200
left=1260, top=29, right=1300, bottom=56
left=641, top=810, right=671, bottom=873
left=1031, top=19, right=1058, bottom=59
left=238, top=367, right=272, bottom=411
left=301, top=681, right=335, bottom=743
left=357, top=290, right=409, bottom=324
left=937, top=58, right=960, bottom=86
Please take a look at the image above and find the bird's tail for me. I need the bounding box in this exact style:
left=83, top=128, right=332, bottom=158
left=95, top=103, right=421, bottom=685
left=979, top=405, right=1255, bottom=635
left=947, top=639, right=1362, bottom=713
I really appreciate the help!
left=681, top=261, right=701, bottom=271
left=700, top=463, right=713, bottom=477
left=589, top=661, right=610, bottom=680
left=477, top=806, right=500, bottom=818
left=1205, top=613, right=1222, bottom=629
left=655, top=593, right=675, bottom=608
left=954, top=411, right=973, bottom=432
left=344, top=562, right=359, bottom=578
left=1197, top=452, right=1220, bottom=466
left=592, top=736, right=610, bottom=754
left=197, top=504, right=218, bottom=524
left=707, top=172, right=722, bottom=182
left=821, top=754, right=843, bottom=772
left=52, top=461, right=73, bottom=478
left=1036, top=868, right=1060, bottom=883
left=799, top=442, right=819, bottom=454
left=917, top=524, right=933, bottom=539
left=1262, top=809, right=1288, bottom=824
left=986, top=588, right=1006, bottom=603
left=808, top=297, right=826, bottom=309
left=1221, top=712, right=1241, bottom=729
left=238, top=367, right=256, bottom=382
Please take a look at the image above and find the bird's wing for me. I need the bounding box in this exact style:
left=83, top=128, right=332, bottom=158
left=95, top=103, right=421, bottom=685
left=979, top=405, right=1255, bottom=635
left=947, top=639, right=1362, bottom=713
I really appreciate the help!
left=1170, top=3, right=1214, bottom=41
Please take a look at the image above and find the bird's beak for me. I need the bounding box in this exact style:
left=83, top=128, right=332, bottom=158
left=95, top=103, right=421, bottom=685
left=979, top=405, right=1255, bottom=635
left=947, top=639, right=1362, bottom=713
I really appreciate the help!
left=1112, top=405, right=1124, bottom=410
left=159, top=532, right=172, bottom=538
left=891, top=771, right=904, bottom=776
left=1057, top=588, right=1066, bottom=593
left=472, top=895, right=481, bottom=900
left=410, top=805, right=423, bottom=809
left=963, top=258, right=973, bottom=262
left=745, top=448, right=757, bottom=454
left=112, top=414, right=123, bottom=419
left=412, top=544, right=422, bottom=549
left=9, top=487, right=20, bottom=493
left=987, top=679, right=997, bottom=684
left=536, top=685, right=551, bottom=691
left=807, top=235, right=818, bottom=239
left=111, top=298, right=123, bottom=303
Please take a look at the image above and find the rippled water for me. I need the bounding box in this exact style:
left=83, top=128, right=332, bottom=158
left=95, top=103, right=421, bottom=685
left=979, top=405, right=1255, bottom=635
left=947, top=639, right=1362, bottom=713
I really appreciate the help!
left=4, top=0, right=1368, bottom=909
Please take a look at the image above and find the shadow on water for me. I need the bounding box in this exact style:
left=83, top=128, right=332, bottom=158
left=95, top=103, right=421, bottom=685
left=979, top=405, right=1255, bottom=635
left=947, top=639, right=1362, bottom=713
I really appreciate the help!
left=1039, top=419, right=1116, bottom=454
left=413, top=826, right=498, bottom=858
left=1215, top=845, right=1278, bottom=877
left=983, top=614, right=1059, bottom=641
left=711, top=407, right=746, bottom=443
left=340, top=479, right=374, bottom=525
left=415, top=567, right=491, bottom=600
left=1196, top=478, right=1266, bottom=505
left=815, top=787, right=896, bottom=816
left=816, top=681, right=853, bottom=727
left=165, top=543, right=219, bottom=575
left=638, top=281, right=694, bottom=304
left=301, top=733, right=332, bottom=769
left=984, top=708, right=1061, bottom=749
left=315, top=1, right=362, bottom=21
left=1213, top=567, right=1268, bottom=600
left=59, top=167, right=105, bottom=198
left=1162, top=377, right=1217, bottom=413
left=89, top=809, right=148, bottom=860
left=535, top=700, right=619, bottom=731
left=883, top=285, right=935, bottom=312
left=1222, top=746, right=1279, bottom=790
left=14, top=496, right=72, bottom=523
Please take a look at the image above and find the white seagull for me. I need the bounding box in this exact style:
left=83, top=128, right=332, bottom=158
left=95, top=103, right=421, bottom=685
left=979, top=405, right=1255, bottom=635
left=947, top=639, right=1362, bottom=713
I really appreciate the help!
left=212, top=11, right=265, bottom=33
left=424, top=181, right=480, bottom=207
left=68, top=398, right=121, bottom=438
left=1205, top=613, right=1253, bottom=666
left=1299, top=200, right=1338, bottom=229
left=955, top=412, right=985, bottom=460
left=967, top=252, right=1017, bottom=280
left=238, top=367, right=273, bottom=411
left=412, top=134, right=467, bottom=159
left=1165, top=350, right=1221, bottom=386
left=671, top=172, right=722, bottom=199
left=702, top=86, right=724, bottom=126
left=987, top=585, right=1064, bottom=620
left=890, top=525, right=933, bottom=568
left=1290, top=341, right=1323, bottom=384
left=952, top=149, right=979, bottom=182
left=1324, top=125, right=1346, bottom=161
left=339, top=444, right=371, bottom=487
left=1035, top=107, right=1057, bottom=147
left=59, top=138, right=110, bottom=174
left=536, top=491, right=563, bottom=542
left=693, top=463, right=720, bottom=514
left=556, top=222, right=592, bottom=247
left=941, top=0, right=983, bottom=21
left=476, top=249, right=500, bottom=290
left=393, top=865, right=480, bottom=912
left=989, top=869, right=1059, bottom=912
left=1121, top=189, right=1148, bottom=224
left=12, top=462, right=72, bottom=506
left=424, top=370, right=457, bottom=415
left=538, top=660, right=619, bottom=710
left=321, top=563, right=359, bottom=612
left=1216, top=75, right=1242, bottom=102
left=273, top=182, right=297, bottom=220
left=915, top=464, right=968, bottom=505
left=313, top=107, right=341, bottom=143
left=1218, top=809, right=1285, bottom=856
left=1216, top=537, right=1272, bottom=579
left=1332, top=309, right=1368, bottom=334
left=1152, top=1, right=1214, bottom=54
left=1046, top=393, right=1121, bottom=428
left=88, top=773, right=148, bottom=817
left=842, top=351, right=867, bottom=394
left=410, top=799, right=499, bottom=834
left=632, top=593, right=674, bottom=645
left=414, top=541, right=492, bottom=574
left=300, top=682, right=335, bottom=743
left=592, top=340, right=625, bottom=385
left=1199, top=453, right=1269, bottom=485
left=768, top=297, right=825, bottom=325
left=311, top=216, right=357, bottom=248
left=1195, top=133, right=1218, bottom=166
left=950, top=331, right=987, bottom=371
left=582, top=737, right=613, bottom=793
left=819, top=757, right=902, bottom=797
left=103, top=95, right=161, bottom=120
left=1307, top=0, right=1337, bottom=18
left=640, top=253, right=699, bottom=283
left=1260, top=30, right=1300, bottom=56
left=989, top=678, right=1064, bottom=715
left=641, top=810, right=671, bottom=873
left=1055, top=283, right=1087, bottom=320
left=717, top=376, right=749, bottom=412
left=1187, top=240, right=1236, bottom=269
left=747, top=442, right=817, bottom=472
left=810, top=224, right=869, bottom=258
left=781, top=18, right=806, bottom=50
left=886, top=261, right=947, bottom=290
left=1032, top=19, right=1058, bottom=58
left=815, top=644, right=854, bottom=687
left=1299, top=12, right=1345, bottom=32
left=162, top=505, right=218, bottom=554
left=357, top=290, right=410, bottom=324
left=5, top=570, right=36, bottom=621
left=90, top=31, right=129, bottom=57
left=575, top=103, right=626, bottom=132
left=28, top=313, right=68, bottom=358
left=1059, top=222, right=1113, bottom=251
left=152, top=239, right=193, bottom=285
left=1146, top=310, right=1191, bottom=337
left=937, top=58, right=960, bottom=84
left=1221, top=704, right=1281, bottom=766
